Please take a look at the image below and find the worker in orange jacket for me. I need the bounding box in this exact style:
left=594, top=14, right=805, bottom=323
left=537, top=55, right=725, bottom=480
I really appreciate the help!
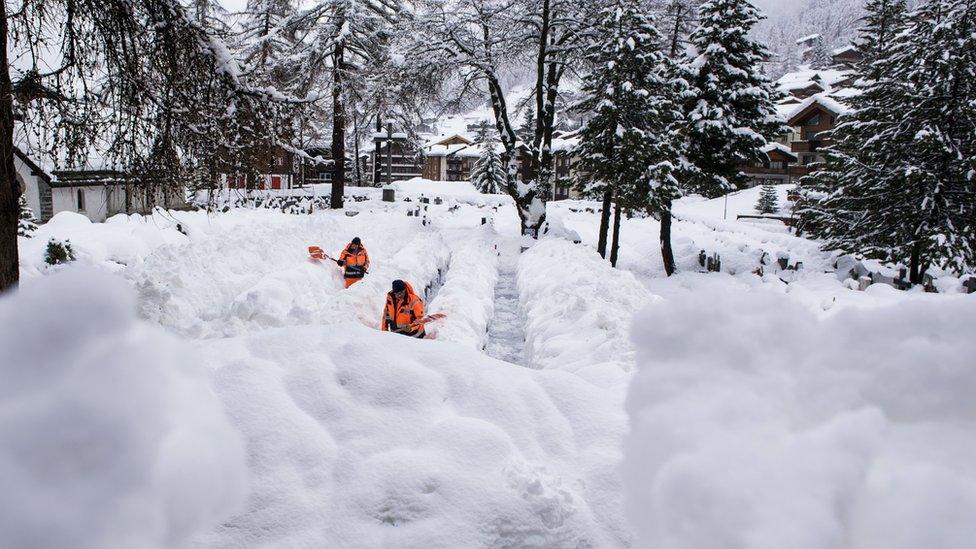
left=381, top=279, right=426, bottom=338
left=337, top=237, right=370, bottom=288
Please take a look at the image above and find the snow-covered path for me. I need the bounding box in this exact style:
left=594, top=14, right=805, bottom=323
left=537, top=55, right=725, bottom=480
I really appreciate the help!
left=484, top=240, right=528, bottom=365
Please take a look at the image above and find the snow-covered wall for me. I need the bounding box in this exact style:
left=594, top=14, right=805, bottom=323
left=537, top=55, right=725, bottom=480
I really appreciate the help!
left=625, top=286, right=976, bottom=549
left=517, top=238, right=657, bottom=388
left=428, top=230, right=499, bottom=348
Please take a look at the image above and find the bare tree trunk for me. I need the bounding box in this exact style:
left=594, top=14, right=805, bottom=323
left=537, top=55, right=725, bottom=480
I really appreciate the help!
left=609, top=201, right=622, bottom=267
left=908, top=241, right=928, bottom=284
left=353, top=114, right=361, bottom=187
left=330, top=43, right=345, bottom=210
left=597, top=186, right=613, bottom=258
left=0, top=3, right=20, bottom=291
left=660, top=207, right=676, bottom=276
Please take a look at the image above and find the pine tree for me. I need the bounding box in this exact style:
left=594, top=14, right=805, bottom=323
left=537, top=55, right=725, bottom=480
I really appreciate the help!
left=808, top=35, right=833, bottom=69
left=680, top=0, right=783, bottom=198
left=755, top=184, right=779, bottom=214
left=575, top=0, right=684, bottom=266
left=857, top=0, right=909, bottom=79
left=17, top=196, right=38, bottom=237
left=471, top=122, right=505, bottom=194
left=798, top=0, right=976, bottom=282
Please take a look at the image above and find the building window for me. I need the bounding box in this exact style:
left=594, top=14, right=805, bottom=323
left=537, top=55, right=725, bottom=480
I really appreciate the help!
left=770, top=161, right=784, bottom=169
left=76, top=189, right=85, bottom=211
left=805, top=114, right=820, bottom=126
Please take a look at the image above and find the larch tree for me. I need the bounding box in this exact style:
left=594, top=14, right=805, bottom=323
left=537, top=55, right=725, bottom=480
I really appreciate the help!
left=574, top=0, right=684, bottom=267
left=1, top=0, right=290, bottom=291
left=417, top=0, right=594, bottom=236
left=271, top=0, right=423, bottom=206
left=680, top=0, right=784, bottom=198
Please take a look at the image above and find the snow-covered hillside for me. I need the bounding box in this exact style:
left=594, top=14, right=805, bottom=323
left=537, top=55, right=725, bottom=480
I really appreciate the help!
left=5, top=182, right=975, bottom=548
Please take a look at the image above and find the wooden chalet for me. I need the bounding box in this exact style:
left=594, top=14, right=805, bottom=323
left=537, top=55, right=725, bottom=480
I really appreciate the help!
left=301, top=145, right=353, bottom=186
left=223, top=145, right=296, bottom=190
left=787, top=94, right=847, bottom=177
left=422, top=135, right=478, bottom=181
left=364, top=132, right=423, bottom=185
left=831, top=45, right=863, bottom=68
left=743, top=143, right=799, bottom=186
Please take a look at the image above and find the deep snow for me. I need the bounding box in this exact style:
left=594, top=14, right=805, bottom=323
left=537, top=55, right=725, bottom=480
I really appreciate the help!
left=7, top=181, right=975, bottom=548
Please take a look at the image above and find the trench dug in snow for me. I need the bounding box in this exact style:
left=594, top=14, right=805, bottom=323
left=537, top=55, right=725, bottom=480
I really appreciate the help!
left=484, top=239, right=529, bottom=366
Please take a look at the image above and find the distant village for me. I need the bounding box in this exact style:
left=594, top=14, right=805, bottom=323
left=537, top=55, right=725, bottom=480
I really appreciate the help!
left=15, top=35, right=859, bottom=225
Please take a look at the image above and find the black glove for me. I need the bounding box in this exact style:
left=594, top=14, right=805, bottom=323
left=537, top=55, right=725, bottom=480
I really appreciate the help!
left=337, top=259, right=345, bottom=266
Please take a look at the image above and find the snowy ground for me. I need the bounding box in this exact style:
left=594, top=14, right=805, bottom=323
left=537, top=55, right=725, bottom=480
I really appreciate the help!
left=5, top=182, right=975, bottom=548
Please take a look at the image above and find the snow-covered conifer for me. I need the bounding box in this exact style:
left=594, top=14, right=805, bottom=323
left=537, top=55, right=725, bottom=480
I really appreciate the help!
left=807, top=35, right=833, bottom=69
left=471, top=123, right=505, bottom=194
left=575, top=0, right=684, bottom=265
left=798, top=0, right=976, bottom=282
left=18, top=196, right=38, bottom=238
left=680, top=0, right=784, bottom=197
left=755, top=184, right=779, bottom=214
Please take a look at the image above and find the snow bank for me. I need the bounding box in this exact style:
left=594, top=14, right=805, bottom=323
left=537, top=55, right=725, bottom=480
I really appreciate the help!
left=130, top=210, right=448, bottom=337
left=517, top=238, right=657, bottom=388
left=625, top=286, right=976, bottom=549
left=188, top=322, right=631, bottom=548
left=428, top=230, right=499, bottom=348
left=390, top=177, right=480, bottom=197
left=18, top=211, right=189, bottom=279
left=0, top=269, right=246, bottom=549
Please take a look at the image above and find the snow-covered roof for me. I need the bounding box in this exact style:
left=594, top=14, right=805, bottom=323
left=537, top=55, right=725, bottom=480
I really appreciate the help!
left=777, top=68, right=854, bottom=96
left=775, top=101, right=800, bottom=120
left=422, top=133, right=474, bottom=148
left=423, top=142, right=480, bottom=159
left=832, top=44, right=859, bottom=56
left=550, top=136, right=579, bottom=153
left=795, top=34, right=822, bottom=45
left=830, top=87, right=862, bottom=99
left=780, top=80, right=824, bottom=92
left=786, top=93, right=850, bottom=124
left=761, top=142, right=797, bottom=160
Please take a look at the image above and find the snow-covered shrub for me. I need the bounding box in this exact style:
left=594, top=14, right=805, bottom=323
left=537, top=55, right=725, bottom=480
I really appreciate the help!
left=18, top=195, right=38, bottom=237
left=44, top=237, right=75, bottom=265
left=625, top=285, right=976, bottom=549
left=0, top=269, right=246, bottom=549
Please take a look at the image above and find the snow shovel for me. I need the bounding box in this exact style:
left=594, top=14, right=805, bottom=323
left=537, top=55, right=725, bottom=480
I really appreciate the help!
left=308, top=246, right=340, bottom=265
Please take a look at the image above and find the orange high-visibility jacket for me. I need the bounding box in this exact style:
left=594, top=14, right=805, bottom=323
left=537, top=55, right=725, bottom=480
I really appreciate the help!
left=339, top=244, right=370, bottom=278
left=380, top=281, right=425, bottom=333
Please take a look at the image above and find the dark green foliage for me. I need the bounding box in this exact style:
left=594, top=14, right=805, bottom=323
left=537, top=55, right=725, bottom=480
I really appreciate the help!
left=18, top=195, right=37, bottom=237
left=680, top=0, right=784, bottom=197
left=755, top=184, right=779, bottom=214
left=45, top=238, right=75, bottom=265
left=798, top=0, right=976, bottom=281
